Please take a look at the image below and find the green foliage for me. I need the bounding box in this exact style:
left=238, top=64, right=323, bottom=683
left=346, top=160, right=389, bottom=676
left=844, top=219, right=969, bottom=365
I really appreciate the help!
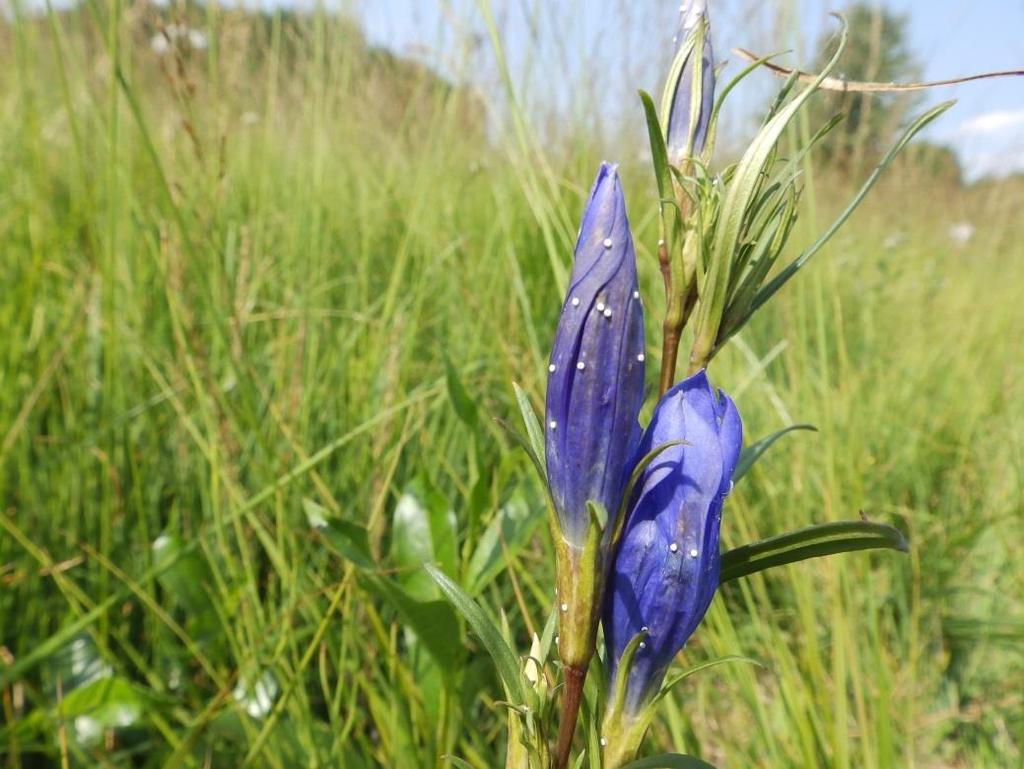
left=0, top=2, right=1021, bottom=768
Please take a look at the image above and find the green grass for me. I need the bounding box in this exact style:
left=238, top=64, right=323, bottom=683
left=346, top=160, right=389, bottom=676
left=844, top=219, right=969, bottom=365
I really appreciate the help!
left=1, top=4, right=1022, bottom=768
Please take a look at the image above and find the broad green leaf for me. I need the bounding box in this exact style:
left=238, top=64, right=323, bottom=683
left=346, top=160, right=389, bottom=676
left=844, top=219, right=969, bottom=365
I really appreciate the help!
left=308, top=500, right=374, bottom=569
left=48, top=633, right=111, bottom=692
left=621, top=754, right=716, bottom=769
left=464, top=494, right=543, bottom=595
left=151, top=531, right=220, bottom=640
left=363, top=574, right=459, bottom=675
left=391, top=487, right=439, bottom=601
left=312, top=502, right=458, bottom=674
left=425, top=563, right=527, bottom=704
left=56, top=676, right=155, bottom=735
left=733, top=424, right=817, bottom=482
left=445, top=355, right=480, bottom=427
left=719, top=520, right=909, bottom=584
left=422, top=477, right=459, bottom=578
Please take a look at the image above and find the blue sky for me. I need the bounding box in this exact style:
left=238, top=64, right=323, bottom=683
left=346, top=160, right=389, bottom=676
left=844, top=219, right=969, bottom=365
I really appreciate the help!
left=350, top=0, right=1024, bottom=181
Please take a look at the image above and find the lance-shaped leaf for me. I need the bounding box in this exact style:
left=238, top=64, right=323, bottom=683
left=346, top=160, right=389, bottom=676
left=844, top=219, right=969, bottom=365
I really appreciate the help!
left=733, top=423, right=817, bottom=483
left=425, top=563, right=527, bottom=704
left=620, top=755, right=716, bottom=769
left=719, top=520, right=909, bottom=584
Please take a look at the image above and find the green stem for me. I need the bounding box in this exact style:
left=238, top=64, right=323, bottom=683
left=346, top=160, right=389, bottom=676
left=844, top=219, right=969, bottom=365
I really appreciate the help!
left=600, top=708, right=651, bottom=769
left=550, top=513, right=604, bottom=768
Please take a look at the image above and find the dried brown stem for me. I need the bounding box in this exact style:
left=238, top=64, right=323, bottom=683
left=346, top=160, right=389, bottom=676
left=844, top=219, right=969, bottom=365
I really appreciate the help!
left=732, top=46, right=1024, bottom=93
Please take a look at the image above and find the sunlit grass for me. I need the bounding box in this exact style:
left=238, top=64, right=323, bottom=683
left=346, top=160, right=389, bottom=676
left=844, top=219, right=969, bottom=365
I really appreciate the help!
left=0, top=4, right=1021, bottom=767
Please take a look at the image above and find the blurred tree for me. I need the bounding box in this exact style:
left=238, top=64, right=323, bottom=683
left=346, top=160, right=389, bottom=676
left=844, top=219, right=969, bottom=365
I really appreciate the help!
left=894, top=141, right=962, bottom=187
left=809, top=2, right=921, bottom=173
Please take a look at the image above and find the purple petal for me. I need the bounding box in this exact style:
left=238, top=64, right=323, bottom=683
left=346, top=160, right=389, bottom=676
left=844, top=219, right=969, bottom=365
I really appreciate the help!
left=604, top=369, right=742, bottom=712
left=544, top=163, right=646, bottom=546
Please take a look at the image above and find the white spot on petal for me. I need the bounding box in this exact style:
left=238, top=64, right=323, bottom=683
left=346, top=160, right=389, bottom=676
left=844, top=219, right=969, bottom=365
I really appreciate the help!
left=571, top=297, right=580, bottom=307
left=576, top=361, right=586, bottom=371
left=669, top=543, right=679, bottom=553
left=603, top=308, right=612, bottom=318
left=637, top=353, right=645, bottom=362
left=549, top=420, right=557, bottom=430
left=689, top=548, right=699, bottom=558
left=548, top=363, right=556, bottom=372
left=603, top=238, right=613, bottom=249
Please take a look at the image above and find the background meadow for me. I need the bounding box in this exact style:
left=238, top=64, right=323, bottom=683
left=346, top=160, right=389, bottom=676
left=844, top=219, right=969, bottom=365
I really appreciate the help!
left=1, top=1, right=1022, bottom=766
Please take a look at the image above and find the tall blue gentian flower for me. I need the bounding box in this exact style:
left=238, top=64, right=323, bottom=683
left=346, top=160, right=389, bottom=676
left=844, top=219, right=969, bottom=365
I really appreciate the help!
left=546, top=162, right=647, bottom=766
left=665, top=0, right=715, bottom=164
left=545, top=162, right=645, bottom=548
left=604, top=370, right=741, bottom=715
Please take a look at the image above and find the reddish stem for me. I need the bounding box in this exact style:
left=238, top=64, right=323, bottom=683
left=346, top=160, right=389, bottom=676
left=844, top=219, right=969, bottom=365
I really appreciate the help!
left=552, top=664, right=587, bottom=769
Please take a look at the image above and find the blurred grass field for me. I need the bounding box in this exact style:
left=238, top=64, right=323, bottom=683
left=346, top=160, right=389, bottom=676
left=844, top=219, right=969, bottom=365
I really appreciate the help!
left=1, top=3, right=1022, bottom=767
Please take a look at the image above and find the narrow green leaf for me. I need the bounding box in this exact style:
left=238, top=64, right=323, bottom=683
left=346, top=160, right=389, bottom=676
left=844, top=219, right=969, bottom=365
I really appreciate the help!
left=741, top=100, right=955, bottom=325
left=655, top=656, right=764, bottom=705
left=733, top=424, right=817, bottom=482
left=513, top=381, right=546, bottom=476
left=425, top=563, right=527, bottom=704
left=608, top=630, right=649, bottom=720
left=495, top=416, right=547, bottom=484
left=609, top=440, right=688, bottom=548
left=639, top=89, right=673, bottom=208
left=692, top=18, right=848, bottom=363
left=705, top=48, right=787, bottom=159
left=0, top=599, right=118, bottom=690
left=621, top=754, right=716, bottom=769
left=719, top=520, right=909, bottom=584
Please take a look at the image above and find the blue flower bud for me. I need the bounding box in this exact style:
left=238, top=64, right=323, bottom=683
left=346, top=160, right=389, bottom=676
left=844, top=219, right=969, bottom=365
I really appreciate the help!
left=545, top=163, right=646, bottom=547
left=665, top=1, right=716, bottom=164
left=604, top=370, right=742, bottom=713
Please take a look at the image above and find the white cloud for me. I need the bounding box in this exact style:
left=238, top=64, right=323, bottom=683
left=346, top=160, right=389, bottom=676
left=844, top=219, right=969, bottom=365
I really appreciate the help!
left=964, top=149, right=1024, bottom=181
left=954, top=109, right=1024, bottom=138
left=946, top=109, right=1024, bottom=181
